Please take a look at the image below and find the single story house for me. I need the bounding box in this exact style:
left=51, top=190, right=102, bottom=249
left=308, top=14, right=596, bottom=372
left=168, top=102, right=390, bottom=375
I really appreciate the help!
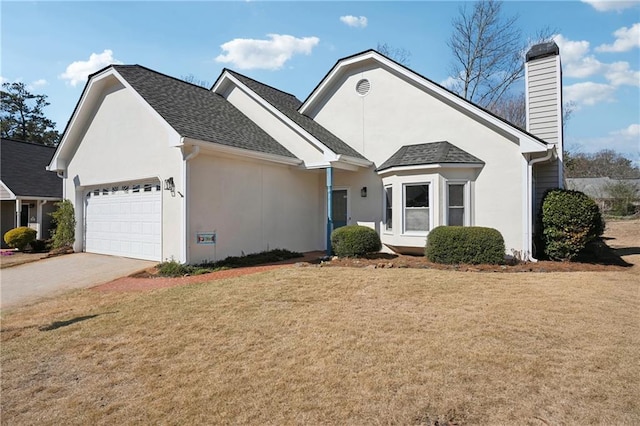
left=1, top=138, right=62, bottom=247
left=47, top=42, right=564, bottom=263
left=567, top=177, right=640, bottom=212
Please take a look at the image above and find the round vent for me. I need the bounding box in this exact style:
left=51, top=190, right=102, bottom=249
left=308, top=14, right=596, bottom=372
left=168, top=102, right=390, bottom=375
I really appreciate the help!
left=356, top=79, right=371, bottom=96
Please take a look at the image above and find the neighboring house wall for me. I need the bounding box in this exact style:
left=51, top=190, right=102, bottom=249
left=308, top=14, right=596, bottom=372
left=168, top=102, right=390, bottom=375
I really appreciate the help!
left=308, top=63, right=526, bottom=253
left=188, top=152, right=325, bottom=263
left=64, top=82, right=184, bottom=261
left=1, top=201, right=15, bottom=247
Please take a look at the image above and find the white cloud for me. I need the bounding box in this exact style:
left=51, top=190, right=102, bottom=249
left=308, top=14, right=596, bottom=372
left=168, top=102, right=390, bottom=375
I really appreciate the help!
left=612, top=123, right=640, bottom=137
left=340, top=15, right=368, bottom=28
left=596, top=23, right=640, bottom=52
left=581, top=0, right=639, bottom=12
left=31, top=79, right=47, bottom=87
left=215, top=34, right=319, bottom=70
left=564, top=82, right=616, bottom=107
left=605, top=61, right=640, bottom=86
left=60, top=49, right=122, bottom=87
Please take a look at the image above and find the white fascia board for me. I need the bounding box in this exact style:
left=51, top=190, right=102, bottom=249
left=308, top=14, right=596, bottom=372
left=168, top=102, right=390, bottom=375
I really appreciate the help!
left=377, top=163, right=484, bottom=176
left=0, top=181, right=17, bottom=200
left=182, top=137, right=303, bottom=166
left=335, top=154, right=373, bottom=168
left=213, top=71, right=338, bottom=159
left=301, top=50, right=550, bottom=154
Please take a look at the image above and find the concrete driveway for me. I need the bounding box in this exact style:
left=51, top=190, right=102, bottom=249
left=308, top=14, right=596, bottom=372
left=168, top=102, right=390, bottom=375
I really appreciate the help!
left=1, top=253, right=156, bottom=309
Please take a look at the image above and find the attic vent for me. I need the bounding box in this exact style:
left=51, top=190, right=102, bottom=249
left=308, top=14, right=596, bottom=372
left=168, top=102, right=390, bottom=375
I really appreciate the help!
left=356, top=79, right=371, bottom=96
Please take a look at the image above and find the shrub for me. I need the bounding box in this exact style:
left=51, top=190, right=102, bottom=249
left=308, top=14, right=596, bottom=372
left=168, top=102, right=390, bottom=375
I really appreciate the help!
left=425, top=226, right=505, bottom=265
left=50, top=200, right=76, bottom=249
left=4, top=227, right=37, bottom=251
left=330, top=225, right=381, bottom=257
left=540, top=189, right=604, bottom=261
left=29, top=239, right=48, bottom=252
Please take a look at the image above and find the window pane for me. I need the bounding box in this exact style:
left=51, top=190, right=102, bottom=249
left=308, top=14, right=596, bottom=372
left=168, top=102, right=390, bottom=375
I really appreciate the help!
left=405, top=185, right=428, bottom=208
left=385, top=187, right=393, bottom=230
left=405, top=208, right=429, bottom=232
left=449, top=207, right=464, bottom=226
left=449, top=184, right=464, bottom=207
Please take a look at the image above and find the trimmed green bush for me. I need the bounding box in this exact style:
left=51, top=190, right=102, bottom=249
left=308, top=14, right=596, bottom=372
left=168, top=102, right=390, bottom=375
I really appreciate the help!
left=331, top=225, right=382, bottom=257
left=425, top=226, right=505, bottom=265
left=540, top=189, right=604, bottom=261
left=50, top=200, right=76, bottom=249
left=4, top=227, right=37, bottom=251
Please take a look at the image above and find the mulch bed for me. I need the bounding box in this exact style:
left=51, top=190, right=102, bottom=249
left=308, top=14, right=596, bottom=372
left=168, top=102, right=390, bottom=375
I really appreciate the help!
left=93, top=240, right=634, bottom=293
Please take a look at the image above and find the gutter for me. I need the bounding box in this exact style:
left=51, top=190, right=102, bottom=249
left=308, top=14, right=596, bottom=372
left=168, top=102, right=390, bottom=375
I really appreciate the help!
left=524, top=148, right=556, bottom=262
left=182, top=143, right=200, bottom=264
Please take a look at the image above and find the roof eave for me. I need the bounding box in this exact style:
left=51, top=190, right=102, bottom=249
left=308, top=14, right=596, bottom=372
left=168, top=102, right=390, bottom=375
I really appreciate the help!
left=377, top=162, right=485, bottom=175
left=182, top=137, right=303, bottom=166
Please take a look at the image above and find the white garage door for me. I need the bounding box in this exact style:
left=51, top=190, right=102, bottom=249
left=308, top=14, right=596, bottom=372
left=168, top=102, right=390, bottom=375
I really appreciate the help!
left=85, top=181, right=162, bottom=261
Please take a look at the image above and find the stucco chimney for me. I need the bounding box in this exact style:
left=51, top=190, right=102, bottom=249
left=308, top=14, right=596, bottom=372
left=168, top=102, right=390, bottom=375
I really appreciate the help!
left=525, top=41, right=563, bottom=185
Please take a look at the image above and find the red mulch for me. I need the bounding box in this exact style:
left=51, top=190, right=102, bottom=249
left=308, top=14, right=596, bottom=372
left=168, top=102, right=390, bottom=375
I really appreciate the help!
left=93, top=241, right=634, bottom=293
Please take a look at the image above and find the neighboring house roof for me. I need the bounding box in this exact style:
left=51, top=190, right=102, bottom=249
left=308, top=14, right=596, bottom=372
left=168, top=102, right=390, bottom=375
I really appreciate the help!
left=113, top=65, right=297, bottom=158
left=566, top=177, right=640, bottom=199
left=0, top=138, right=62, bottom=198
left=225, top=70, right=366, bottom=159
left=377, top=141, right=484, bottom=172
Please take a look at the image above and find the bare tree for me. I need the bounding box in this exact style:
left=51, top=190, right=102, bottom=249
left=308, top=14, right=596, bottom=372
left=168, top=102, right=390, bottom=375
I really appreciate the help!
left=377, top=42, right=412, bottom=66
left=448, top=0, right=552, bottom=109
left=489, top=93, right=576, bottom=131
left=181, top=74, right=210, bottom=88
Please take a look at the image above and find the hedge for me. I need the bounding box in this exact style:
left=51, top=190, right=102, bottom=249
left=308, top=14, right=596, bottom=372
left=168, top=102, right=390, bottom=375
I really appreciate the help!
left=331, top=225, right=382, bottom=257
left=4, top=227, right=37, bottom=251
left=540, top=189, right=604, bottom=261
left=425, top=226, right=505, bottom=265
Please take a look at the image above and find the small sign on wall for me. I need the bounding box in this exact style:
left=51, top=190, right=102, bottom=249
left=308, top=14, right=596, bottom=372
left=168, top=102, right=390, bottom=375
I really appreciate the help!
left=196, top=232, right=216, bottom=245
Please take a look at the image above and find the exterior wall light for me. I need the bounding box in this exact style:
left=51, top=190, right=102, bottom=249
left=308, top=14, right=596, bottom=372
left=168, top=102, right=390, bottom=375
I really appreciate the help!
left=361, top=187, right=367, bottom=197
left=164, top=177, right=175, bottom=192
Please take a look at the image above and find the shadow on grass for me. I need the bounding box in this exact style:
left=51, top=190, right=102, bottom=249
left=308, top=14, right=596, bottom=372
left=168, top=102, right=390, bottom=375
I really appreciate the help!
left=39, top=312, right=116, bottom=331
left=573, top=238, right=636, bottom=267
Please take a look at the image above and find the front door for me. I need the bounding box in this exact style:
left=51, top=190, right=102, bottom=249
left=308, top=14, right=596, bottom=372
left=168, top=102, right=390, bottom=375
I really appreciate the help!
left=332, top=189, right=349, bottom=229
left=20, top=204, right=29, bottom=226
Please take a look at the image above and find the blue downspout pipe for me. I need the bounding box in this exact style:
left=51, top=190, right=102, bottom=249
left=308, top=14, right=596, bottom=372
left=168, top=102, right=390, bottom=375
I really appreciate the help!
left=326, top=166, right=333, bottom=256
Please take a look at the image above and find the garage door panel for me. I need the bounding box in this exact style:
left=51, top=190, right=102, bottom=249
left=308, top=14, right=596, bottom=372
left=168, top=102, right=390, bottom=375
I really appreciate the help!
left=85, top=180, right=161, bottom=261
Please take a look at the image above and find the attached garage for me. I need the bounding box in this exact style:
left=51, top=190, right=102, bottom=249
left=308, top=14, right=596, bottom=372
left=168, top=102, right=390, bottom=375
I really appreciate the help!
left=84, top=180, right=162, bottom=261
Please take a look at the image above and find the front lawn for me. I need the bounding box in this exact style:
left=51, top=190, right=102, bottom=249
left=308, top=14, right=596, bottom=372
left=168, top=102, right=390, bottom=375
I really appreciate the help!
left=2, top=265, right=638, bottom=424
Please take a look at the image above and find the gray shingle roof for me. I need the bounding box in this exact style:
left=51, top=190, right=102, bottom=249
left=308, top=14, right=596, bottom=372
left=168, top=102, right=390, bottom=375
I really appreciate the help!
left=377, top=141, right=484, bottom=171
left=227, top=70, right=365, bottom=159
left=113, top=65, right=296, bottom=159
left=1, top=139, right=62, bottom=198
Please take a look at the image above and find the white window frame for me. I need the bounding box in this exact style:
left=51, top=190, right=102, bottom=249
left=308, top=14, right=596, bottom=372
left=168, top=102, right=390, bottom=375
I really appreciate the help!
left=445, top=180, right=470, bottom=226
left=402, top=182, right=432, bottom=235
left=383, top=185, right=393, bottom=233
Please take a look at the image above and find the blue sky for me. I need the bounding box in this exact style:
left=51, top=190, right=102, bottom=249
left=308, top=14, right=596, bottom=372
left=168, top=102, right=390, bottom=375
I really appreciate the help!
left=2, top=1, right=639, bottom=163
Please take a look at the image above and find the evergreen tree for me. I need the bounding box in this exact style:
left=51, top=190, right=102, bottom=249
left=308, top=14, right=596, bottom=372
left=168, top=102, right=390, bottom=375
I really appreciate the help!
left=1, top=82, right=60, bottom=146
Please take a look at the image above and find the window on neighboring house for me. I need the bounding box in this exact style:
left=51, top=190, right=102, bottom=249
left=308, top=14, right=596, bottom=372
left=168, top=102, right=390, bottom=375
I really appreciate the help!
left=384, top=186, right=393, bottom=231
left=404, top=184, right=430, bottom=233
left=447, top=183, right=465, bottom=226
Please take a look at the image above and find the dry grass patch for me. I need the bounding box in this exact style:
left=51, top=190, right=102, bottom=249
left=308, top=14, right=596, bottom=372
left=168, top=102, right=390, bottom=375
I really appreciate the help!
left=2, top=266, right=639, bottom=424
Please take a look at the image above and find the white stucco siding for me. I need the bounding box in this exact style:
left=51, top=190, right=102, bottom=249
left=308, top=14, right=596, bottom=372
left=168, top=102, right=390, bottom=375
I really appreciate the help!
left=64, top=83, right=184, bottom=261
left=224, top=86, right=325, bottom=164
left=188, top=153, right=324, bottom=263
left=311, top=65, right=525, bottom=253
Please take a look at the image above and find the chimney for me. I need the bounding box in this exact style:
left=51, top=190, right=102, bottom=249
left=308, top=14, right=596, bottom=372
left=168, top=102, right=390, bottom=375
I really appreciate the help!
left=525, top=41, right=563, bottom=186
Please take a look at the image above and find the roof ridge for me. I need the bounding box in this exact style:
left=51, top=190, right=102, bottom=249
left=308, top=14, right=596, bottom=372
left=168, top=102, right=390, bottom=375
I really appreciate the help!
left=226, top=69, right=300, bottom=101
left=1, top=138, right=56, bottom=149
left=113, top=64, right=213, bottom=92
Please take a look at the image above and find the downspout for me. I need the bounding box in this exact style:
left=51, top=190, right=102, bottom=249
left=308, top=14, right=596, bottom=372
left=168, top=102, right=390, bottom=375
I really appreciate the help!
left=525, top=148, right=556, bottom=262
left=182, top=145, right=200, bottom=263
left=326, top=167, right=333, bottom=256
